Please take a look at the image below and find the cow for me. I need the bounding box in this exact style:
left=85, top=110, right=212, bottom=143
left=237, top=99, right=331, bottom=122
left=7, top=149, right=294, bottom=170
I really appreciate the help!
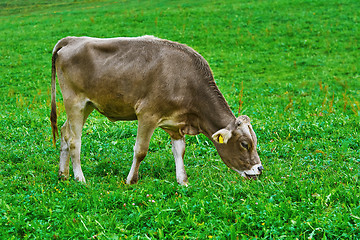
left=50, top=35, right=263, bottom=185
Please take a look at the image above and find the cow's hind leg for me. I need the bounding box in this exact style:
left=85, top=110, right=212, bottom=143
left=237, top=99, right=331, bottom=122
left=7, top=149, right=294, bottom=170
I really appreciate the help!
left=171, top=137, right=188, bottom=185
left=58, top=120, right=71, bottom=180
left=126, top=116, right=157, bottom=184
left=58, top=100, right=94, bottom=183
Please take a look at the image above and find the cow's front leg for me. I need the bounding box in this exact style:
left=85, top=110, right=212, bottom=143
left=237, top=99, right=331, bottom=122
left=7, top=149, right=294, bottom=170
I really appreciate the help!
left=126, top=117, right=156, bottom=184
left=171, top=137, right=188, bottom=185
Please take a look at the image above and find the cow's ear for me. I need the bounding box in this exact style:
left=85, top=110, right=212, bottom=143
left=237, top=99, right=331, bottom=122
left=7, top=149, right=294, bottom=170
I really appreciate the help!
left=212, top=129, right=232, bottom=144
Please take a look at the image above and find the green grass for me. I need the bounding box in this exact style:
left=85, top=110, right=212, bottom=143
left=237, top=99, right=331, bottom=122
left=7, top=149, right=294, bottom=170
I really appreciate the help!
left=1, top=0, right=359, bottom=239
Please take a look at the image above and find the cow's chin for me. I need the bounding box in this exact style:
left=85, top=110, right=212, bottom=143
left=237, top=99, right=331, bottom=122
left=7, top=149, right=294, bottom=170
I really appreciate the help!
left=234, top=163, right=263, bottom=180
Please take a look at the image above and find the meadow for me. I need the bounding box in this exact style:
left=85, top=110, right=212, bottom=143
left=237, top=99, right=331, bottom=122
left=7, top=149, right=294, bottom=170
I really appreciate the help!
left=0, top=0, right=359, bottom=239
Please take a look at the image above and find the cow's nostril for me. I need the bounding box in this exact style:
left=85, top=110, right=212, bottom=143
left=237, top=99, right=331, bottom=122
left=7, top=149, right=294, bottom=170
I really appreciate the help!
left=258, top=165, right=264, bottom=172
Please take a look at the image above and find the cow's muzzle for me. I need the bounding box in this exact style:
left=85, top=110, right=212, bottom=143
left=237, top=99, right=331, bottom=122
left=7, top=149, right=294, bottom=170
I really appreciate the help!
left=237, top=164, right=264, bottom=180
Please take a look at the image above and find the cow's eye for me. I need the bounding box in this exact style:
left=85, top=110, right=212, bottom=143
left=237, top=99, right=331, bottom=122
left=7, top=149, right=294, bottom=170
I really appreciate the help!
left=241, top=142, right=249, bottom=150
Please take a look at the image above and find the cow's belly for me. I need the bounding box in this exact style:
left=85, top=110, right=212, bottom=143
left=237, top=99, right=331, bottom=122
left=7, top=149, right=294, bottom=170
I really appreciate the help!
left=90, top=100, right=137, bottom=122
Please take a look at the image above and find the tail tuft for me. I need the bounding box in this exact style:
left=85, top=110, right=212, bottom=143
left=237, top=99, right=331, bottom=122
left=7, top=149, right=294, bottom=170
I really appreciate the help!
left=50, top=101, right=59, bottom=146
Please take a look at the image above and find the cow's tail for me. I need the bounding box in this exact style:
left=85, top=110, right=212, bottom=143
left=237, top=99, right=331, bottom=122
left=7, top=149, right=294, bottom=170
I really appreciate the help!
left=51, top=38, right=70, bottom=146
left=50, top=47, right=59, bottom=146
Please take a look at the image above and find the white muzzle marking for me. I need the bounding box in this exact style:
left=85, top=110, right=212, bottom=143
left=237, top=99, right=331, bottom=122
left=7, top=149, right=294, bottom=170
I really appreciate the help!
left=234, top=164, right=263, bottom=178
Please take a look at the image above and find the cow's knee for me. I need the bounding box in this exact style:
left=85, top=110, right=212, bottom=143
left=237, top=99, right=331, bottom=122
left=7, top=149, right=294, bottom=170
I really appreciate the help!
left=69, top=139, right=77, bottom=151
left=134, top=150, right=147, bottom=162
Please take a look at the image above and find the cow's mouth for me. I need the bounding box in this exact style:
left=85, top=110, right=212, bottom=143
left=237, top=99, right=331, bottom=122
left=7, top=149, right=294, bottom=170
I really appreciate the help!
left=235, top=164, right=263, bottom=180
left=244, top=172, right=259, bottom=180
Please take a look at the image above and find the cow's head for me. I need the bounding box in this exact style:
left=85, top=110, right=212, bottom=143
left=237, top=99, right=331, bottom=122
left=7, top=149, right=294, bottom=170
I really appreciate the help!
left=212, top=115, right=263, bottom=179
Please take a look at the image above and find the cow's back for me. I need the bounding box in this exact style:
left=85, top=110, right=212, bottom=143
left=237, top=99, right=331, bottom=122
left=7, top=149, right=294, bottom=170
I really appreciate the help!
left=54, top=36, right=214, bottom=121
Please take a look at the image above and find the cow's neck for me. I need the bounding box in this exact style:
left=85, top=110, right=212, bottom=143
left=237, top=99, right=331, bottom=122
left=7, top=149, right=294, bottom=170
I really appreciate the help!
left=198, top=92, right=235, bottom=139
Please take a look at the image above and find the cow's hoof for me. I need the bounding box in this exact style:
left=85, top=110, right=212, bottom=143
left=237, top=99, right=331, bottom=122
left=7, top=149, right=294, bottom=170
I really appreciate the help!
left=177, top=176, right=188, bottom=186
left=75, top=175, right=86, bottom=183
left=178, top=180, right=189, bottom=186
left=58, top=172, right=69, bottom=181
left=126, top=179, right=138, bottom=185
left=58, top=175, right=68, bottom=181
left=181, top=182, right=189, bottom=187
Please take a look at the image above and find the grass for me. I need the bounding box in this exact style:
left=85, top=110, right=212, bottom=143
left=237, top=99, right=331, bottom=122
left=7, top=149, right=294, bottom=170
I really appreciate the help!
left=0, top=0, right=359, bottom=239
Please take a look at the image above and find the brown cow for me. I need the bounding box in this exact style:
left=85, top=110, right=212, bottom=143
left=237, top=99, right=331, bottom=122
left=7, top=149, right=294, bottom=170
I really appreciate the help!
left=50, top=36, right=263, bottom=185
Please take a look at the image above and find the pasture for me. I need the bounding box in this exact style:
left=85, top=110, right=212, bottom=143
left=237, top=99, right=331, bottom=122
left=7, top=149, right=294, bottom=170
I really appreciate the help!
left=0, top=0, right=359, bottom=239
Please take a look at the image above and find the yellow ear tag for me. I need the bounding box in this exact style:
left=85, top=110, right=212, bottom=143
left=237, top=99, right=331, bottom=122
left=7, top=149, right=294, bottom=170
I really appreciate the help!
left=218, top=135, right=224, bottom=144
